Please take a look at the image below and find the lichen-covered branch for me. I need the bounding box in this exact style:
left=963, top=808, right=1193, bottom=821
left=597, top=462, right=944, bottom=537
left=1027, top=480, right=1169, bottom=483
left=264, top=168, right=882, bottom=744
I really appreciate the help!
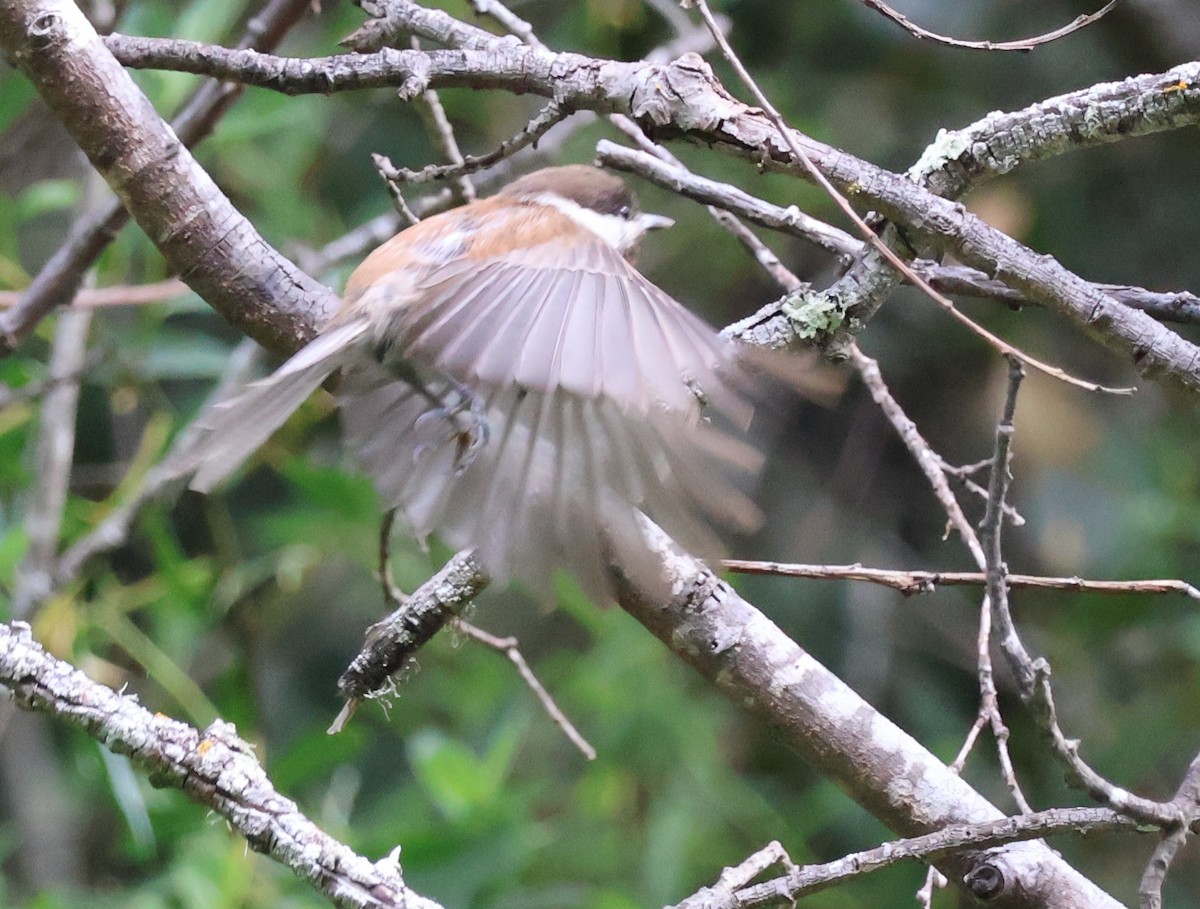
left=0, top=622, right=444, bottom=909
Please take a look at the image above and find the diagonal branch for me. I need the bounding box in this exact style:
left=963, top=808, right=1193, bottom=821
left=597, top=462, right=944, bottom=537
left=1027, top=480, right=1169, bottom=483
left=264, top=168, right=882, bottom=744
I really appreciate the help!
left=0, top=622, right=444, bottom=909
left=0, top=1, right=338, bottom=355
left=0, top=0, right=316, bottom=354
left=96, top=17, right=1200, bottom=396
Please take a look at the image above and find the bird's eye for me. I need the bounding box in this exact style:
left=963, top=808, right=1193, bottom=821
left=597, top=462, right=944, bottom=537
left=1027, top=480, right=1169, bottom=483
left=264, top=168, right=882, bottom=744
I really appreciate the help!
left=618, top=205, right=632, bottom=220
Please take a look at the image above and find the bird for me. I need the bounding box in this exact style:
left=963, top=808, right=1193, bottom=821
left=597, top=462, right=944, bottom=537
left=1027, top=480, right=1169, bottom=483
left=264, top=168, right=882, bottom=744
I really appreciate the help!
left=171, top=164, right=781, bottom=602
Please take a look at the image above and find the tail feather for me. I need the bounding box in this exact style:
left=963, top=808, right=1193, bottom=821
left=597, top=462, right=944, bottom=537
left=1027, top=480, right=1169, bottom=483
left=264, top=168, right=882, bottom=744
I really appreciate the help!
left=166, top=320, right=370, bottom=493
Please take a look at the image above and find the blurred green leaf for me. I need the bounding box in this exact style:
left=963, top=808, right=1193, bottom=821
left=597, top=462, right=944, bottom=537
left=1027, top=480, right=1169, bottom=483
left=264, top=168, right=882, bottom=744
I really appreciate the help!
left=15, top=179, right=80, bottom=220
left=407, top=726, right=515, bottom=821
left=135, top=331, right=242, bottom=381
left=0, top=72, right=36, bottom=134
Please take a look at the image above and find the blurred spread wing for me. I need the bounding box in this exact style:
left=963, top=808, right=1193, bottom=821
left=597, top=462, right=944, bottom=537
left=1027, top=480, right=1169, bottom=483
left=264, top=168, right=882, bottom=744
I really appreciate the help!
left=338, top=226, right=773, bottom=602
left=400, top=235, right=757, bottom=424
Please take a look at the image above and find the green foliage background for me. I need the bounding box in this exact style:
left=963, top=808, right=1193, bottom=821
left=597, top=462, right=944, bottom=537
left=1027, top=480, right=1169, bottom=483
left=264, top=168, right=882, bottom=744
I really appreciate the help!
left=2, top=0, right=1199, bottom=906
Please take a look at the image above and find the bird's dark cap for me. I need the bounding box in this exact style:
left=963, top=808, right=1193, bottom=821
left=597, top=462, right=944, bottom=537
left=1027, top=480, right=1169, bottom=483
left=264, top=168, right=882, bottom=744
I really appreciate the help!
left=501, top=165, right=636, bottom=217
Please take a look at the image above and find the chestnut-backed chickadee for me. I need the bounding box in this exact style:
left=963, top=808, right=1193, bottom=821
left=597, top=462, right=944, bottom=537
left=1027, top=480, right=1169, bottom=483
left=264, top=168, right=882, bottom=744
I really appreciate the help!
left=175, top=165, right=776, bottom=601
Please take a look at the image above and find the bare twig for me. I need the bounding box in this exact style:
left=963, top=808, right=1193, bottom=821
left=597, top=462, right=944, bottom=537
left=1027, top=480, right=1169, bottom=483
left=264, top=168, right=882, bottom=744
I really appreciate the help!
left=377, top=508, right=409, bottom=606
left=848, top=344, right=985, bottom=562
left=410, top=36, right=476, bottom=203
left=373, top=153, right=423, bottom=226
left=859, top=0, right=1122, bottom=52
left=686, top=0, right=1133, bottom=396
left=52, top=339, right=264, bottom=590
left=979, top=361, right=1183, bottom=827
left=0, top=348, right=103, bottom=409
left=721, top=560, right=1200, bottom=601
left=374, top=101, right=568, bottom=188
left=848, top=343, right=1030, bottom=813
left=12, top=309, right=91, bottom=618
left=939, top=454, right=1026, bottom=525
left=0, top=278, right=190, bottom=309
left=670, top=806, right=1139, bottom=909
left=915, top=867, right=947, bottom=908
left=1139, top=753, right=1200, bottom=909
left=452, top=619, right=596, bottom=760
left=673, top=841, right=796, bottom=909
left=465, top=0, right=538, bottom=45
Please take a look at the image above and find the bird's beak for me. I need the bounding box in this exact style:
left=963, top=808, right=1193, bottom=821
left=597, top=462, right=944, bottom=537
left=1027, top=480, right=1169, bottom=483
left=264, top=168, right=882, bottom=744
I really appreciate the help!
left=635, top=212, right=675, bottom=232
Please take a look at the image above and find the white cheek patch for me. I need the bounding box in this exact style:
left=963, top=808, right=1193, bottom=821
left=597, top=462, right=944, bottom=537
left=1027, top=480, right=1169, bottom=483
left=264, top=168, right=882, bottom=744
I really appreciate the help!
left=534, top=194, right=642, bottom=253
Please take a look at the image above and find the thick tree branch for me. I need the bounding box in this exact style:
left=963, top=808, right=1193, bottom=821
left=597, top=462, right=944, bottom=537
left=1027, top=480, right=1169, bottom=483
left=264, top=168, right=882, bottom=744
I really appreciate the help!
left=612, top=520, right=1124, bottom=909
left=0, top=622, right=444, bottom=909
left=0, top=0, right=337, bottom=355
left=97, top=19, right=1200, bottom=394
left=597, top=142, right=1200, bottom=326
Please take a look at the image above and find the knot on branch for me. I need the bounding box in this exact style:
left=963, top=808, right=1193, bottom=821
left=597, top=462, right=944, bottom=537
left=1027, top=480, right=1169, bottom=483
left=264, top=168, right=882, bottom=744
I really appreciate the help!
left=28, top=12, right=64, bottom=50
left=630, top=52, right=740, bottom=132
left=397, top=52, right=431, bottom=101
left=964, top=860, right=1006, bottom=900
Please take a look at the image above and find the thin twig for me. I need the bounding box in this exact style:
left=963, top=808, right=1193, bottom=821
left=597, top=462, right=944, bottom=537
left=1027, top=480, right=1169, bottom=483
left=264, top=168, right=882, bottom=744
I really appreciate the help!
left=915, top=866, right=947, bottom=908
left=409, top=37, right=476, bottom=204
left=859, top=0, right=1122, bottom=52
left=667, top=806, right=1138, bottom=909
left=848, top=344, right=985, bottom=562
left=979, top=361, right=1183, bottom=827
left=673, top=842, right=796, bottom=909
left=451, top=619, right=596, bottom=760
left=721, top=560, right=1200, bottom=600
left=373, top=153, right=422, bottom=226
left=940, top=455, right=1027, bottom=525
left=375, top=101, right=569, bottom=187
left=52, top=340, right=263, bottom=590
left=1139, top=752, right=1200, bottom=909
left=377, top=508, right=409, bottom=606
left=686, top=0, right=1133, bottom=396
left=848, top=343, right=1030, bottom=812
left=12, top=309, right=91, bottom=617
left=0, top=279, right=189, bottom=309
